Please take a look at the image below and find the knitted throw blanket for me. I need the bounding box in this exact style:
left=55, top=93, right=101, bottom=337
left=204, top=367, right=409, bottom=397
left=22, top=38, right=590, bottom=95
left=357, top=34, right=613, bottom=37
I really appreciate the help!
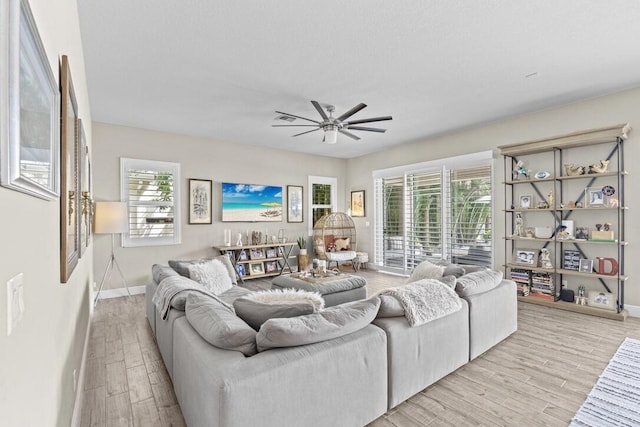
left=380, top=279, right=462, bottom=326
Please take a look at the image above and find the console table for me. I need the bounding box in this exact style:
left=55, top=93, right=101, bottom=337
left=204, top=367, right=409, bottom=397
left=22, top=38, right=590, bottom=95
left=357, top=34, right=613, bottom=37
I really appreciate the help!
left=213, top=242, right=296, bottom=282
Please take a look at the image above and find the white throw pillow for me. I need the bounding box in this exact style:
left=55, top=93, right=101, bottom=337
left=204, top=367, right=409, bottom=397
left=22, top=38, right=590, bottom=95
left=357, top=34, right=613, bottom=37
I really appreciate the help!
left=407, top=260, right=445, bottom=283
left=188, top=259, right=233, bottom=295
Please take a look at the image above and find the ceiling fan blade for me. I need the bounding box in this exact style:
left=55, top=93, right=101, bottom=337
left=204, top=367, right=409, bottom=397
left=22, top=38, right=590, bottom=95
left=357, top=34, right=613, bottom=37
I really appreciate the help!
left=344, top=116, right=393, bottom=125
left=338, top=129, right=361, bottom=141
left=272, top=125, right=319, bottom=127
left=311, top=101, right=329, bottom=121
left=292, top=128, right=321, bottom=137
left=275, top=111, right=320, bottom=124
left=346, top=126, right=387, bottom=133
left=336, top=103, right=367, bottom=122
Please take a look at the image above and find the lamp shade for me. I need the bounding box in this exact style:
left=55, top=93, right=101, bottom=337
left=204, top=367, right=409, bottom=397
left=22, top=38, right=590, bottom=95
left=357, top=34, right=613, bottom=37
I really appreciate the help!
left=94, top=202, right=128, bottom=234
left=324, top=127, right=338, bottom=144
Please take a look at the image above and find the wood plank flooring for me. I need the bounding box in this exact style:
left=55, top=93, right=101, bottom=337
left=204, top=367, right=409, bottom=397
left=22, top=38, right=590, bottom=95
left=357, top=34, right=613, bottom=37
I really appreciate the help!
left=80, top=269, right=640, bottom=426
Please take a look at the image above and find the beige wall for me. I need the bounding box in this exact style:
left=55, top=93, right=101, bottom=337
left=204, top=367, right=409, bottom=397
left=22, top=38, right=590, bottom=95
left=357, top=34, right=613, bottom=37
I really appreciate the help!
left=0, top=0, right=93, bottom=425
left=91, top=122, right=348, bottom=290
left=347, top=87, right=640, bottom=307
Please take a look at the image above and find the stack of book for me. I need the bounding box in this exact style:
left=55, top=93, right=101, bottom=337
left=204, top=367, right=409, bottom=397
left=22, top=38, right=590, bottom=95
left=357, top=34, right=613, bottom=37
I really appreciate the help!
left=511, top=268, right=530, bottom=297
left=530, top=272, right=554, bottom=300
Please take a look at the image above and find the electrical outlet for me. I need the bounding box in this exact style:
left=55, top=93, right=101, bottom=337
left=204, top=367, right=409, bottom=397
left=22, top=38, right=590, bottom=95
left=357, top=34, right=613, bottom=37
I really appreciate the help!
left=7, top=273, right=24, bottom=336
left=562, top=279, right=568, bottom=288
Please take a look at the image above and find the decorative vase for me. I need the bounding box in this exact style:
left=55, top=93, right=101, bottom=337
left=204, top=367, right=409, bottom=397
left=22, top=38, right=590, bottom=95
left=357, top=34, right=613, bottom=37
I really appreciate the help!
left=236, top=233, right=243, bottom=246
left=297, top=254, right=310, bottom=272
left=299, top=248, right=307, bottom=256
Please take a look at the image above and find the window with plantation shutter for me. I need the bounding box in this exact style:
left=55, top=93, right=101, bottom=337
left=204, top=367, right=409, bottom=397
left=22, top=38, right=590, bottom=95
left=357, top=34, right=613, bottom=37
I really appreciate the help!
left=374, top=152, right=493, bottom=274
left=120, top=158, right=181, bottom=247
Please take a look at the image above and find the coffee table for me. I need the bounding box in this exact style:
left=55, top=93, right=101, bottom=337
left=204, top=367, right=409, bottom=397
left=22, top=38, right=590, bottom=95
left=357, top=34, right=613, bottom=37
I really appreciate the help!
left=271, top=272, right=367, bottom=307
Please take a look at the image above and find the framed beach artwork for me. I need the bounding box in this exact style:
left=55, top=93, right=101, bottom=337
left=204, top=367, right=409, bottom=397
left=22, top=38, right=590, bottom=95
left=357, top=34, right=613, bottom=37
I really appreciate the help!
left=221, top=182, right=283, bottom=222
left=287, top=185, right=303, bottom=223
left=189, top=179, right=212, bottom=224
left=351, top=190, right=365, bottom=217
left=1, top=0, right=60, bottom=200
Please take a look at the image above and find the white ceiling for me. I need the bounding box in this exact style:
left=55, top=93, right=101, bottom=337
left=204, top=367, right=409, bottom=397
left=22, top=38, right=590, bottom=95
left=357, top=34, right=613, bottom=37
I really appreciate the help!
left=77, top=0, right=640, bottom=159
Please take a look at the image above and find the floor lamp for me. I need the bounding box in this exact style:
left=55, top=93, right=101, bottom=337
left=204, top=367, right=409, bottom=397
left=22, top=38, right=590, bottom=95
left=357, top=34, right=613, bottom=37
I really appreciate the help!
left=94, top=201, right=131, bottom=306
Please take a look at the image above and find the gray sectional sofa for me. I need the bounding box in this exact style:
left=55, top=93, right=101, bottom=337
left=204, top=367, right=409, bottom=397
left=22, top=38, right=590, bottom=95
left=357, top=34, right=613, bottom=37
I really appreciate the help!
left=146, top=260, right=517, bottom=426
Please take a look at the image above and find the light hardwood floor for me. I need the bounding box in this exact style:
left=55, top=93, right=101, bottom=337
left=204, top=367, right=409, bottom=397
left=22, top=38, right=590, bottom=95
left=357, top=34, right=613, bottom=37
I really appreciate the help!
left=80, top=270, right=640, bottom=426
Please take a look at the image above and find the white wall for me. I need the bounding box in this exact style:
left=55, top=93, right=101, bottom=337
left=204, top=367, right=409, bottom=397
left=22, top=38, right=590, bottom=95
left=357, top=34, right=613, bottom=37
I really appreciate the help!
left=347, top=87, right=640, bottom=306
left=0, top=0, right=93, bottom=425
left=91, top=122, right=348, bottom=290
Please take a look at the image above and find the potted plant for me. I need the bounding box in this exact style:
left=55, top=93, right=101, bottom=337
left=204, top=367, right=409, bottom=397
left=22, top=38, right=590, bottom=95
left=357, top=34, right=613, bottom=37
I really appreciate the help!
left=297, top=236, right=309, bottom=272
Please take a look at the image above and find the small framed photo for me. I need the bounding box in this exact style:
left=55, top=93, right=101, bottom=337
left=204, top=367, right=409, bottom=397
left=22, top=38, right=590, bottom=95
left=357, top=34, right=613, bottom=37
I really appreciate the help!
left=266, top=248, right=277, bottom=258
left=519, top=194, right=533, bottom=209
left=351, top=190, right=365, bottom=217
left=250, top=248, right=265, bottom=260
left=563, top=250, right=581, bottom=270
left=265, top=260, right=278, bottom=273
left=514, top=249, right=538, bottom=266
left=579, top=259, right=594, bottom=273
left=575, top=227, right=589, bottom=240
left=287, top=185, right=303, bottom=223
left=585, top=187, right=605, bottom=208
left=238, top=250, right=248, bottom=261
left=249, top=262, right=265, bottom=276
left=235, top=264, right=246, bottom=277
left=189, top=179, right=212, bottom=224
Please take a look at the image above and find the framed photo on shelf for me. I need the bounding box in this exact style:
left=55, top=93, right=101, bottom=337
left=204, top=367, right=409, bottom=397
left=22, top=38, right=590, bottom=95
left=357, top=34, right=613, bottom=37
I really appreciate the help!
left=235, top=264, right=246, bottom=277
left=351, top=190, right=365, bottom=217
left=519, top=194, right=533, bottom=209
left=575, top=227, right=589, bottom=240
left=265, top=260, right=278, bottom=273
left=238, top=250, right=248, bottom=261
left=266, top=248, right=277, bottom=258
left=579, top=259, right=594, bottom=273
left=188, top=179, right=212, bottom=224
left=249, top=262, right=265, bottom=276
left=563, top=250, right=581, bottom=270
left=250, top=247, right=266, bottom=260
left=287, top=185, right=303, bottom=223
left=513, top=249, right=538, bottom=266
left=585, top=187, right=606, bottom=207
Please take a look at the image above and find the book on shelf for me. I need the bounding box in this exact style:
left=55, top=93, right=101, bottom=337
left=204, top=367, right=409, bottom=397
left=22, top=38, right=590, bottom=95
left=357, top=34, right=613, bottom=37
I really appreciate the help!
left=528, top=290, right=554, bottom=301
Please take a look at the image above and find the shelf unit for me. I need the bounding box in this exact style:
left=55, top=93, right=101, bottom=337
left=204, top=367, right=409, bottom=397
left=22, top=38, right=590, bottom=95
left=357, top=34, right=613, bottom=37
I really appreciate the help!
left=213, top=242, right=297, bottom=282
left=499, top=124, right=630, bottom=319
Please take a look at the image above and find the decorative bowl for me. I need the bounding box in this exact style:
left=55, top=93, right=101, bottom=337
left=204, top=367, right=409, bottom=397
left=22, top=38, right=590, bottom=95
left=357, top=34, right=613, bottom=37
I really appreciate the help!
left=534, top=226, right=553, bottom=239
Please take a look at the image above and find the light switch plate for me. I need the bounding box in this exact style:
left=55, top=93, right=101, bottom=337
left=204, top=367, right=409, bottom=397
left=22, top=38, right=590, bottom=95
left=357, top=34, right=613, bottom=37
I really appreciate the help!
left=7, top=273, right=24, bottom=336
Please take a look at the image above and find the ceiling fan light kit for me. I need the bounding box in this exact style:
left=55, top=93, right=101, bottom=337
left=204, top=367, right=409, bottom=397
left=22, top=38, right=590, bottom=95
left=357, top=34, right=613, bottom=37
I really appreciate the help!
left=273, top=100, right=392, bottom=144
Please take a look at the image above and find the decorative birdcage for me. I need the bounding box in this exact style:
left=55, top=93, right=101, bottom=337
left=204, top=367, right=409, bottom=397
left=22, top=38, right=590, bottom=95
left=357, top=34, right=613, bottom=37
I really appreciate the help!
left=313, top=212, right=357, bottom=269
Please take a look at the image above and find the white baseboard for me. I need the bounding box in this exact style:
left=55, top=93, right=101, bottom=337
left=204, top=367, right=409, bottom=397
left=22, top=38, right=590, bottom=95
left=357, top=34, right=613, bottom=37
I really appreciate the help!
left=70, top=315, right=92, bottom=427
left=625, top=304, right=640, bottom=318
left=96, top=285, right=145, bottom=300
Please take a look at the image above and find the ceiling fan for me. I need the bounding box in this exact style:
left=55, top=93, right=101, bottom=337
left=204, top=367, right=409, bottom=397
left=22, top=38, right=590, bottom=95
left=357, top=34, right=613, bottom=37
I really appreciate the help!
left=273, top=101, right=392, bottom=144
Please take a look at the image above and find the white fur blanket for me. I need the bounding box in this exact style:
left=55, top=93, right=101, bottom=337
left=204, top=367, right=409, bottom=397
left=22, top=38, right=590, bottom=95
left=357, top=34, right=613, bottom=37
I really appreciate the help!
left=152, top=276, right=233, bottom=320
left=379, top=279, right=462, bottom=326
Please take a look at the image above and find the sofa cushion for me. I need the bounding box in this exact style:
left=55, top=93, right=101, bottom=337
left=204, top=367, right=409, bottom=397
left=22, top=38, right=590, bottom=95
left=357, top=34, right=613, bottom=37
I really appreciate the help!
left=188, top=259, right=233, bottom=295
left=458, top=265, right=490, bottom=275
left=152, top=264, right=179, bottom=284
left=437, top=275, right=457, bottom=289
left=455, top=269, right=504, bottom=297
left=218, top=286, right=253, bottom=305
left=233, top=289, right=323, bottom=330
left=408, top=260, right=445, bottom=282
left=442, top=265, right=466, bottom=278
left=185, top=293, right=257, bottom=357
left=169, top=255, right=237, bottom=285
left=377, top=294, right=405, bottom=318
left=256, top=297, right=381, bottom=352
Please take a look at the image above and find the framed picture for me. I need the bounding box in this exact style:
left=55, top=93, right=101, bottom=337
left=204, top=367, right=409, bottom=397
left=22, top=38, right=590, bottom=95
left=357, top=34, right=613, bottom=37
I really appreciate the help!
left=249, top=262, right=265, bottom=276
left=579, top=259, right=594, bottom=273
left=513, top=249, right=537, bottom=266
left=575, top=227, right=589, bottom=240
left=265, top=260, right=278, bottom=273
left=238, top=250, right=248, bottom=261
left=586, top=187, right=605, bottom=207
left=250, top=248, right=265, bottom=260
left=287, top=185, right=303, bottom=223
left=351, top=190, right=365, bottom=217
left=188, top=179, right=212, bottom=224
left=519, top=194, right=533, bottom=209
left=0, top=0, right=60, bottom=200
left=563, top=250, right=581, bottom=271
left=266, top=248, right=277, bottom=258
left=59, top=55, right=80, bottom=283
left=235, top=264, right=246, bottom=277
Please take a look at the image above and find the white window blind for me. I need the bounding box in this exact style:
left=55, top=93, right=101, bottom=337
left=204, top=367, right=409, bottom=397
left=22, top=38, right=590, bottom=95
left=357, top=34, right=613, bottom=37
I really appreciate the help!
left=308, top=176, right=337, bottom=235
left=120, top=158, right=181, bottom=247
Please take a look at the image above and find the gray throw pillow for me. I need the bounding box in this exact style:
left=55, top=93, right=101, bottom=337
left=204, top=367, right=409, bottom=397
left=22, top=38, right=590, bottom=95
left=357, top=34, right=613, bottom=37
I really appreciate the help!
left=459, top=265, right=489, bottom=275
left=376, top=294, right=404, bottom=318
left=455, top=269, right=504, bottom=297
left=442, top=265, right=466, bottom=278
left=436, top=275, right=457, bottom=289
left=234, top=298, right=316, bottom=331
left=152, top=264, right=179, bottom=284
left=407, top=260, right=445, bottom=283
left=219, top=286, right=253, bottom=305
left=256, top=297, right=381, bottom=352
left=185, top=293, right=257, bottom=357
